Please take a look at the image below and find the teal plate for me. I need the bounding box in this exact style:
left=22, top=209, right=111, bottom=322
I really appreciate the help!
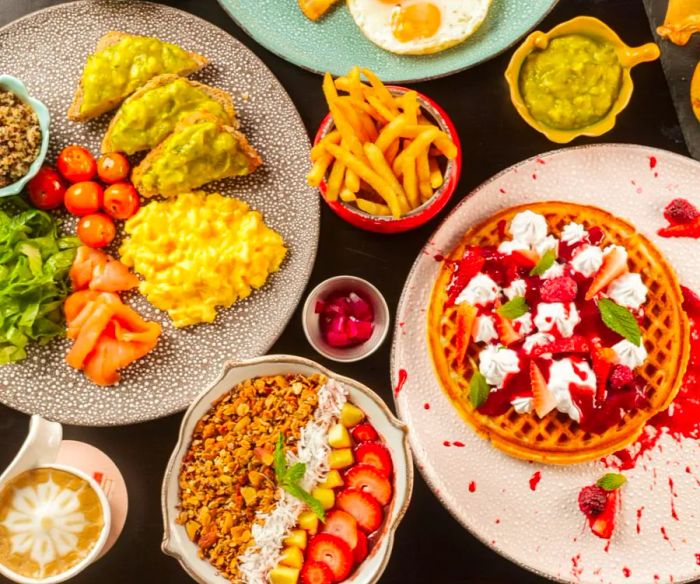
left=217, top=0, right=558, bottom=82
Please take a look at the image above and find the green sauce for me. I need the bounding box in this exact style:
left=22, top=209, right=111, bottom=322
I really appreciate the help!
left=519, top=34, right=622, bottom=131
left=139, top=118, right=251, bottom=196
left=109, top=78, right=233, bottom=154
left=81, top=36, right=198, bottom=114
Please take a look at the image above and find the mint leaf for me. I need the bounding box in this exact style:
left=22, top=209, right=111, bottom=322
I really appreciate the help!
left=284, top=483, right=326, bottom=521
left=597, top=298, right=642, bottom=347
left=469, top=371, right=490, bottom=408
left=497, top=296, right=529, bottom=320
left=286, top=462, right=306, bottom=485
left=530, top=249, right=557, bottom=276
left=274, top=433, right=287, bottom=483
left=596, top=472, right=627, bottom=491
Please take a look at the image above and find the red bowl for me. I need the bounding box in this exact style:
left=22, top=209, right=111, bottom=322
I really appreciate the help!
left=313, top=86, right=462, bottom=234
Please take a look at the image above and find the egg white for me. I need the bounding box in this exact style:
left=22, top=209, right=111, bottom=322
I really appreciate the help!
left=347, top=0, right=493, bottom=55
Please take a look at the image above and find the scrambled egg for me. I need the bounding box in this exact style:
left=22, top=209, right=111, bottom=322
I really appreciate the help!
left=119, top=191, right=287, bottom=328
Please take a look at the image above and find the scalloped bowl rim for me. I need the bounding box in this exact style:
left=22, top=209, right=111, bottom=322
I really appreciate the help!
left=161, top=354, right=414, bottom=584
left=0, top=75, right=50, bottom=198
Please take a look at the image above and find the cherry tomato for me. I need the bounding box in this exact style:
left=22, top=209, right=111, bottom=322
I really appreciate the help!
left=26, top=166, right=66, bottom=209
left=102, top=183, right=140, bottom=220
left=97, top=152, right=131, bottom=184
left=57, top=145, right=96, bottom=183
left=77, top=213, right=116, bottom=248
left=64, top=181, right=103, bottom=216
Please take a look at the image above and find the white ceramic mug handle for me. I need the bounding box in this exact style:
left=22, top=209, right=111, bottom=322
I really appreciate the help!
left=0, top=415, right=63, bottom=484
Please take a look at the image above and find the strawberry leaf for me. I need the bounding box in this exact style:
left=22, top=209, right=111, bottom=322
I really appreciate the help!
left=530, top=249, right=556, bottom=276
left=596, top=472, right=627, bottom=491
left=497, top=296, right=529, bottom=320
left=469, top=371, right=490, bottom=408
left=597, top=298, right=642, bottom=347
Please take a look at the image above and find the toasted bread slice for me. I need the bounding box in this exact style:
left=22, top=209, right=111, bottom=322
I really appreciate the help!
left=68, top=32, right=208, bottom=122
left=132, top=112, right=262, bottom=198
left=101, top=74, right=236, bottom=154
left=298, top=0, right=340, bottom=20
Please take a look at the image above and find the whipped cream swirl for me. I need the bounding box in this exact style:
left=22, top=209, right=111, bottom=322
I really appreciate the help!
left=479, top=345, right=520, bottom=388
left=607, top=273, right=648, bottom=310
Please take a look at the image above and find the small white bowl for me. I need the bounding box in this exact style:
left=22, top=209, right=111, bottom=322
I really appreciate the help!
left=302, top=276, right=390, bottom=363
left=161, top=355, right=413, bottom=584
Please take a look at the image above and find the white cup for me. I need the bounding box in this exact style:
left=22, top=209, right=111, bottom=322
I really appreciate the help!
left=0, top=416, right=112, bottom=584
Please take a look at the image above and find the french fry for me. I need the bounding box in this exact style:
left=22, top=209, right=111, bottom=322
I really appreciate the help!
left=328, top=100, right=366, bottom=159
left=326, top=143, right=402, bottom=218
left=362, top=68, right=399, bottom=116
left=395, top=124, right=457, bottom=157
left=366, top=95, right=397, bottom=123
left=399, top=90, right=419, bottom=124
left=340, top=188, right=357, bottom=202
left=385, top=138, right=401, bottom=167
left=326, top=158, right=346, bottom=201
left=402, top=157, right=419, bottom=209
left=345, top=167, right=360, bottom=193
left=322, top=72, right=339, bottom=104
left=364, top=143, right=410, bottom=214
left=348, top=66, right=364, bottom=102
left=356, top=198, right=392, bottom=216
left=417, top=149, right=432, bottom=202
left=345, top=97, right=385, bottom=124
left=429, top=156, right=443, bottom=189
left=392, top=127, right=454, bottom=175
left=334, top=76, right=372, bottom=96
left=310, top=130, right=341, bottom=162
left=335, top=97, right=368, bottom=142
left=307, top=152, right=334, bottom=187
left=375, top=114, right=408, bottom=152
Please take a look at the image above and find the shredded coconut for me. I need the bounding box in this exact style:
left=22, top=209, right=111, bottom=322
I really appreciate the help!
left=238, top=379, right=347, bottom=583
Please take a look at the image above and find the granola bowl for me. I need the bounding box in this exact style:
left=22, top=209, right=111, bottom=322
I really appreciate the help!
left=161, top=354, right=413, bottom=584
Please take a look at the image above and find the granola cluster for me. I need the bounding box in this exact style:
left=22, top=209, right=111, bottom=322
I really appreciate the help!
left=0, top=90, right=40, bottom=187
left=177, top=373, right=325, bottom=582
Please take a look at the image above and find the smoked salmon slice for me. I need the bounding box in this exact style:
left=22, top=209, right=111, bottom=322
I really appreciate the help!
left=70, top=247, right=108, bottom=290
left=66, top=302, right=115, bottom=369
left=70, top=246, right=139, bottom=293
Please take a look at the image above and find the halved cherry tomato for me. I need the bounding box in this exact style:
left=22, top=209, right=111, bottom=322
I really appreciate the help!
left=57, top=145, right=96, bottom=183
left=27, top=166, right=66, bottom=209
left=97, top=153, right=131, bottom=184
left=103, top=183, right=140, bottom=220
left=77, top=213, right=116, bottom=248
left=64, top=181, right=103, bottom=216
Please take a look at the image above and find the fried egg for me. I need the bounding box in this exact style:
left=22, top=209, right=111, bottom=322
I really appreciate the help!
left=347, top=0, right=492, bottom=55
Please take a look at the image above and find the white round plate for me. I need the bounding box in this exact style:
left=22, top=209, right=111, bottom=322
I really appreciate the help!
left=391, top=144, right=700, bottom=584
left=0, top=1, right=319, bottom=425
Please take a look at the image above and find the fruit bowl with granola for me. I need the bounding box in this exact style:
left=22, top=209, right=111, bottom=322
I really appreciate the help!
left=161, top=355, right=412, bottom=584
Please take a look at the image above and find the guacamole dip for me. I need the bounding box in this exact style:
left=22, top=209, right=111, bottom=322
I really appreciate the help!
left=519, top=34, right=622, bottom=131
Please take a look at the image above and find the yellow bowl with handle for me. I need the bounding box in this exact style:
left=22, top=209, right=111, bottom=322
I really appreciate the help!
left=505, top=16, right=660, bottom=144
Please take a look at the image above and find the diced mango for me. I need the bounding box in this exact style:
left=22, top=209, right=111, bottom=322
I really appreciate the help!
left=319, top=470, right=344, bottom=489
left=312, top=487, right=335, bottom=510
left=298, top=510, right=319, bottom=535
left=340, top=403, right=365, bottom=427
left=328, top=423, right=352, bottom=448
left=283, top=529, right=307, bottom=550
left=279, top=546, right=304, bottom=569
left=269, top=565, right=300, bottom=584
left=329, top=448, right=354, bottom=470
left=240, top=486, right=257, bottom=506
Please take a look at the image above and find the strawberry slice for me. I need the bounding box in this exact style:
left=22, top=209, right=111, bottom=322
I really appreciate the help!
left=511, top=248, right=540, bottom=267
left=351, top=423, right=378, bottom=443
left=446, top=249, right=484, bottom=307
left=531, top=361, right=556, bottom=418
left=307, top=534, right=353, bottom=582
left=355, top=442, right=393, bottom=478
left=345, top=464, right=393, bottom=506
left=322, top=509, right=359, bottom=550
left=586, top=247, right=628, bottom=300
left=301, top=560, right=334, bottom=584
left=592, top=346, right=616, bottom=404
left=530, top=335, right=591, bottom=358
left=658, top=218, right=700, bottom=238
left=455, top=303, right=477, bottom=366
left=337, top=488, right=384, bottom=533
left=353, top=531, right=368, bottom=564
left=589, top=489, right=619, bottom=539
left=494, top=311, right=523, bottom=346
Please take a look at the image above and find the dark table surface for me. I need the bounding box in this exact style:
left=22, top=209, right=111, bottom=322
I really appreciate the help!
left=0, top=0, right=695, bottom=583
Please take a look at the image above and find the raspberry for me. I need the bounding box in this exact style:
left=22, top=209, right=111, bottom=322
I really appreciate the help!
left=540, top=276, right=578, bottom=302
left=588, top=227, right=604, bottom=245
left=609, top=365, right=635, bottom=390
left=578, top=485, right=608, bottom=518
left=664, top=198, right=699, bottom=225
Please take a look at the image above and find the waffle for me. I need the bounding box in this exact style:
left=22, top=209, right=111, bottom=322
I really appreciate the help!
left=428, top=202, right=690, bottom=464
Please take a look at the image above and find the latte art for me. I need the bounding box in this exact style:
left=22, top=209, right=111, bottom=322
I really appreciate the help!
left=0, top=468, right=105, bottom=580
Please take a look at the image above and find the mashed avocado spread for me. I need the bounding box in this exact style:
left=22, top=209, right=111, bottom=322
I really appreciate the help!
left=519, top=34, right=622, bottom=131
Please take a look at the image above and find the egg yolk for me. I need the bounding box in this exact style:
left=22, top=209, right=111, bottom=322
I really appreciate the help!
left=391, top=3, right=442, bottom=43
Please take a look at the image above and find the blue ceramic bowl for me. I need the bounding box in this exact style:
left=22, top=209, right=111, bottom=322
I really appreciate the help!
left=0, top=76, right=50, bottom=198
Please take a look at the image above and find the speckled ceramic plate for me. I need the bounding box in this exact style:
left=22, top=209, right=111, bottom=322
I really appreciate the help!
left=217, top=0, right=558, bottom=83
left=391, top=144, right=700, bottom=584
left=0, top=0, right=319, bottom=426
